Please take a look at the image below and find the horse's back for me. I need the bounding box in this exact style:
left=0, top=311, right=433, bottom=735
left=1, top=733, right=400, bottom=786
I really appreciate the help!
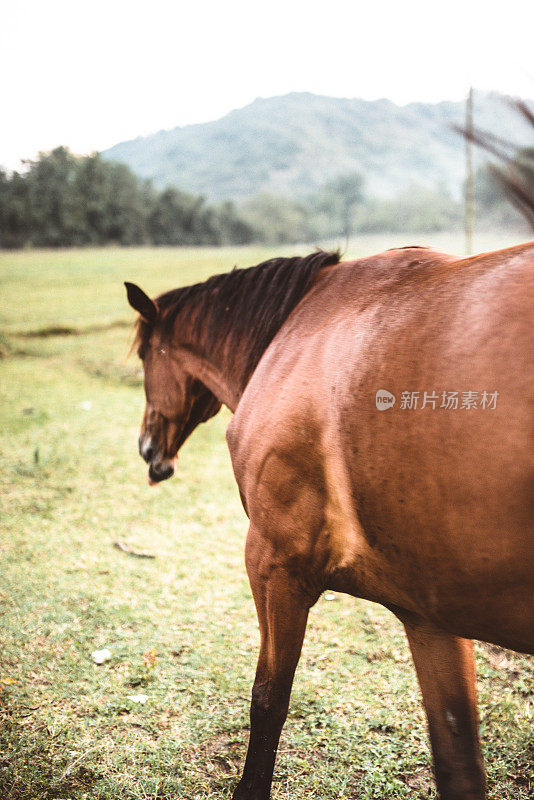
left=228, top=243, right=534, bottom=652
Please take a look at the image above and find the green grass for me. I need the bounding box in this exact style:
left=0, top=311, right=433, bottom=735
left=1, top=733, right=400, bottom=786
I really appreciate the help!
left=0, top=237, right=532, bottom=799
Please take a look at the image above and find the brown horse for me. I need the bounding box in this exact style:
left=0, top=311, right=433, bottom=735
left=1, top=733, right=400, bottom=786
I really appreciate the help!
left=125, top=243, right=534, bottom=800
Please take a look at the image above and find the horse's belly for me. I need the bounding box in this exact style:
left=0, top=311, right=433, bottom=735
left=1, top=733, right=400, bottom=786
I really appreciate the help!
left=330, top=444, right=534, bottom=652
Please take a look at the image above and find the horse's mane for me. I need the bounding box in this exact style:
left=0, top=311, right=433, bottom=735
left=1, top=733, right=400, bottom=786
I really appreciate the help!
left=135, top=250, right=340, bottom=377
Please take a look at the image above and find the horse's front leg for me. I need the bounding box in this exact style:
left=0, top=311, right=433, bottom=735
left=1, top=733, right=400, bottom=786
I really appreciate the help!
left=232, top=531, right=316, bottom=800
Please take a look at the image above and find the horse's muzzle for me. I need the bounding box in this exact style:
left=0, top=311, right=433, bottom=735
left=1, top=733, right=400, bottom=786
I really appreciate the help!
left=139, top=436, right=175, bottom=485
left=148, top=461, right=175, bottom=485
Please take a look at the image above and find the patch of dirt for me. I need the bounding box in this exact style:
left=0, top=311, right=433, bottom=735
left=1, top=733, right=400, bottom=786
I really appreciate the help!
left=184, top=731, right=246, bottom=777
left=18, top=320, right=130, bottom=338
left=479, top=643, right=521, bottom=675
left=403, top=765, right=434, bottom=794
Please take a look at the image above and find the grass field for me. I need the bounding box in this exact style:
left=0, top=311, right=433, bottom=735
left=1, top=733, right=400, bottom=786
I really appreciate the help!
left=1, top=234, right=533, bottom=799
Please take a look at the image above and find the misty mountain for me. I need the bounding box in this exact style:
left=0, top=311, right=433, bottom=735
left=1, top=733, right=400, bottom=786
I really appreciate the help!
left=102, top=91, right=533, bottom=201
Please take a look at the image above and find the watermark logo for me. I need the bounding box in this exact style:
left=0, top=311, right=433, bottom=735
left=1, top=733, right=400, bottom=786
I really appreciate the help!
left=375, top=389, right=499, bottom=410
left=375, top=389, right=396, bottom=410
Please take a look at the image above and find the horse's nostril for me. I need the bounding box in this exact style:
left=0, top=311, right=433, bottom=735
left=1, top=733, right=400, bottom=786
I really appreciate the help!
left=139, top=438, right=154, bottom=464
left=144, top=446, right=154, bottom=463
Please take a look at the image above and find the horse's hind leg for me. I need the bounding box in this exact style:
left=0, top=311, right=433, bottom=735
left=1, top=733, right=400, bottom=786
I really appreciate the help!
left=232, top=544, right=313, bottom=800
left=401, top=617, right=486, bottom=800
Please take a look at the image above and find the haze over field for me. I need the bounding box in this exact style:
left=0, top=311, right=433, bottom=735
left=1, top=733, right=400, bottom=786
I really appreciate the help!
left=1, top=1, right=532, bottom=172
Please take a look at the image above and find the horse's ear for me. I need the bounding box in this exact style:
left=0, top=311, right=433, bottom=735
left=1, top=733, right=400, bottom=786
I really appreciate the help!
left=124, top=282, right=157, bottom=324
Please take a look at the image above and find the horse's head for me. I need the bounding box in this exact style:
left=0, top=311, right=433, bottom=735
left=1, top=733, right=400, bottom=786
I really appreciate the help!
left=125, top=282, right=222, bottom=485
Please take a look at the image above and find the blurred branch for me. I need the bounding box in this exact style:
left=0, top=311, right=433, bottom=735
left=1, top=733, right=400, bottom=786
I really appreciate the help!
left=113, top=540, right=156, bottom=559
left=453, top=97, right=534, bottom=231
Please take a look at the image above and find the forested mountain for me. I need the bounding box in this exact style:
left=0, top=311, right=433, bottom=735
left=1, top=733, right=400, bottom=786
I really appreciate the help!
left=102, top=91, right=533, bottom=200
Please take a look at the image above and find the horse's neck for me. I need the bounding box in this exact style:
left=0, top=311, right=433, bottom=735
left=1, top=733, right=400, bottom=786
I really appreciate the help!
left=180, top=344, right=248, bottom=413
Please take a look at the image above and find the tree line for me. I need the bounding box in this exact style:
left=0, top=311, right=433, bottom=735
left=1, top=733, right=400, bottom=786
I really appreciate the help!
left=0, top=145, right=529, bottom=249
left=0, top=147, right=255, bottom=249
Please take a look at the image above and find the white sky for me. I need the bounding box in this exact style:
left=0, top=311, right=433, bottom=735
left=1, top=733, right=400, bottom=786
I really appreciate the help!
left=1, top=0, right=533, bottom=171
